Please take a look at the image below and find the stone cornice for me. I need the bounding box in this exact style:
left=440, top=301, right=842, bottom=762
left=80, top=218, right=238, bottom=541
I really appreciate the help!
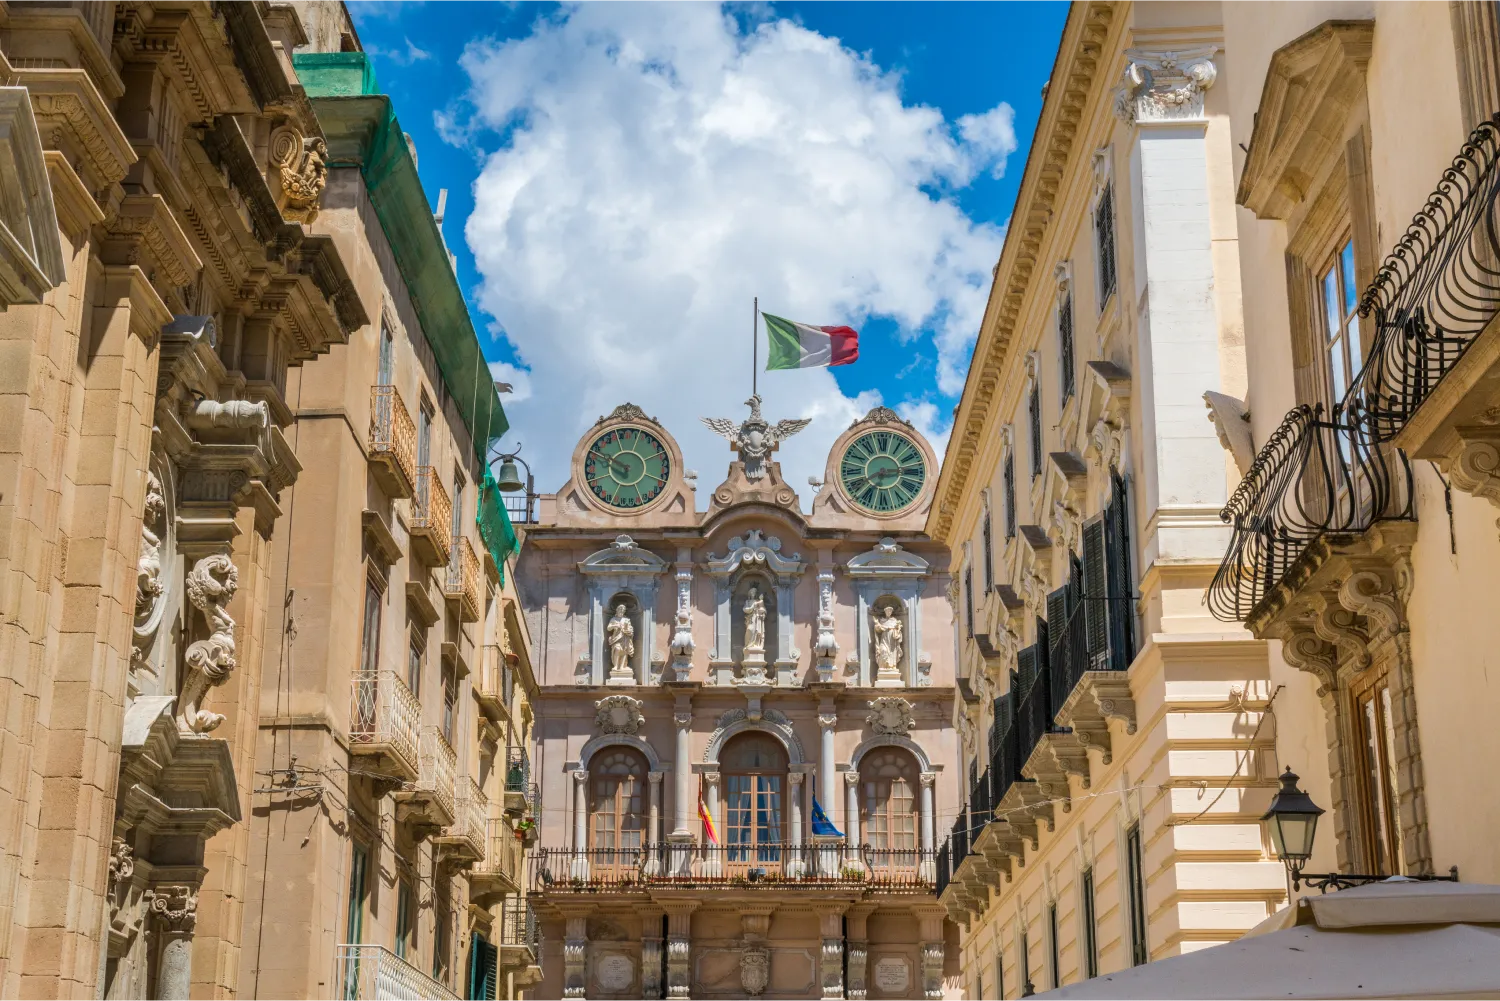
left=927, top=1, right=1118, bottom=544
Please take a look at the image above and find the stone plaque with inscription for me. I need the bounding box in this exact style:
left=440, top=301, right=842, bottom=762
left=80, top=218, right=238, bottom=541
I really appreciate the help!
left=873, top=955, right=910, bottom=994
left=596, top=953, right=635, bottom=992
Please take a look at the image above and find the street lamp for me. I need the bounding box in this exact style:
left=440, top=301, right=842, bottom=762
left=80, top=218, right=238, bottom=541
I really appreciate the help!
left=1262, top=765, right=1458, bottom=892
left=491, top=443, right=536, bottom=524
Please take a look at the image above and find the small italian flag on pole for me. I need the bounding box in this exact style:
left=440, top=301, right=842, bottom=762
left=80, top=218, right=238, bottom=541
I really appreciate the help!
left=762, top=312, right=860, bottom=370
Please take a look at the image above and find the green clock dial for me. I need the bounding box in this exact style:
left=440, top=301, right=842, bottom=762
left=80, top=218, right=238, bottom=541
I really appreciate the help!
left=839, top=430, right=927, bottom=514
left=584, top=426, right=671, bottom=509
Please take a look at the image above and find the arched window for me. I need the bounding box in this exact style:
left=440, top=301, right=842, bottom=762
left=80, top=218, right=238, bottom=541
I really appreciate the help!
left=722, top=733, right=788, bottom=866
left=590, top=748, right=648, bottom=873
left=861, top=749, right=919, bottom=878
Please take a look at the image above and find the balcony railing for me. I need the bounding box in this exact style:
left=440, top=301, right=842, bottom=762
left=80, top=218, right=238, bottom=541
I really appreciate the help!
left=498, top=900, right=540, bottom=952
left=349, top=670, right=420, bottom=782
left=1207, top=406, right=1414, bottom=623
left=530, top=844, right=934, bottom=892
left=1345, top=117, right=1500, bottom=442
left=410, top=467, right=452, bottom=566
left=445, top=535, right=482, bottom=622
left=411, top=726, right=457, bottom=825
left=473, top=818, right=524, bottom=888
left=368, top=385, right=417, bottom=497
left=335, top=943, right=459, bottom=1001
left=504, top=746, right=530, bottom=793
left=436, top=776, right=487, bottom=863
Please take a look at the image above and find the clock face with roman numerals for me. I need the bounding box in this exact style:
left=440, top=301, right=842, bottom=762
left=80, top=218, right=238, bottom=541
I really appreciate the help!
left=838, top=430, right=927, bottom=515
left=584, top=426, right=671, bottom=510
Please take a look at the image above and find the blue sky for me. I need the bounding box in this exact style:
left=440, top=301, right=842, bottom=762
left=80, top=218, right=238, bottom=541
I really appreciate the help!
left=347, top=1, right=1067, bottom=498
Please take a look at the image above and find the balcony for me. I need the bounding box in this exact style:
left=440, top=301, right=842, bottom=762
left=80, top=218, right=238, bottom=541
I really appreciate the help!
left=434, top=776, right=487, bottom=865
left=368, top=385, right=416, bottom=498
left=444, top=535, right=482, bottom=622
left=349, top=671, right=420, bottom=784
left=470, top=819, right=524, bottom=899
left=394, top=727, right=456, bottom=833
left=497, top=900, right=540, bottom=968
left=474, top=643, right=509, bottom=720
left=1344, top=118, right=1500, bottom=445
left=410, top=467, right=452, bottom=567
left=503, top=746, right=532, bottom=817
left=1207, top=406, right=1414, bottom=630
left=335, top=944, right=459, bottom=1001
left=530, top=844, right=935, bottom=893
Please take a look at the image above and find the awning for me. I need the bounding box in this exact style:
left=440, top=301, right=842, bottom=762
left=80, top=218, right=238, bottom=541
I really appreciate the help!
left=1039, top=880, right=1500, bottom=1000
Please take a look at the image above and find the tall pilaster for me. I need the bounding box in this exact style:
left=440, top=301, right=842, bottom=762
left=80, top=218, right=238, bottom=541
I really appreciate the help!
left=664, top=901, right=698, bottom=1000
left=816, top=905, right=847, bottom=1000
left=563, top=913, right=588, bottom=999
left=148, top=884, right=199, bottom=1001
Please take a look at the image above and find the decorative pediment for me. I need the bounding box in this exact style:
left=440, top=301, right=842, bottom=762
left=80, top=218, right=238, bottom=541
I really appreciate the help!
left=704, top=529, right=804, bottom=578
left=1112, top=46, right=1219, bottom=126
left=580, top=535, right=668, bottom=576
left=845, top=538, right=930, bottom=578
left=594, top=695, right=645, bottom=736
left=1237, top=21, right=1374, bottom=219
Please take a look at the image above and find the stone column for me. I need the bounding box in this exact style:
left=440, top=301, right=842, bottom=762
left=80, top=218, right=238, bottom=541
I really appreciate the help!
left=816, top=906, right=847, bottom=1000
left=645, top=771, right=664, bottom=875
left=641, top=910, right=665, bottom=1000
left=665, top=901, right=698, bottom=1000
left=788, top=771, right=806, bottom=876
left=917, top=908, right=946, bottom=1001
left=846, top=904, right=875, bottom=1001
left=564, top=914, right=588, bottom=999
left=571, top=769, right=590, bottom=879
left=818, top=710, right=837, bottom=821
left=147, top=885, right=198, bottom=1000
left=673, top=712, right=693, bottom=835
left=844, top=771, right=862, bottom=866
left=702, top=771, right=722, bottom=876
left=919, top=772, right=938, bottom=882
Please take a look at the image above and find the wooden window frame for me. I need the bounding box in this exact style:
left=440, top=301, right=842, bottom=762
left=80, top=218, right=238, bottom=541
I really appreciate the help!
left=1349, top=669, right=1403, bottom=876
left=1080, top=866, right=1098, bottom=979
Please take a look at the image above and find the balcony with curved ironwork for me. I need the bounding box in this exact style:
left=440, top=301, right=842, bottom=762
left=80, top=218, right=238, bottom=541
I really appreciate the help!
left=1344, top=117, right=1500, bottom=444
left=1208, top=405, right=1414, bottom=629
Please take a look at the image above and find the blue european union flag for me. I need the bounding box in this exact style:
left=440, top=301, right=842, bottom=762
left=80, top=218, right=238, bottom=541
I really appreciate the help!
left=810, top=793, right=843, bottom=837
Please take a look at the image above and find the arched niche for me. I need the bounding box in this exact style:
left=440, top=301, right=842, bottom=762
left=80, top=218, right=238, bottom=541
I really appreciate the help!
left=578, top=535, right=667, bottom=686
left=729, top=570, right=777, bottom=668
left=845, top=538, right=930, bottom=687
left=703, top=529, right=805, bottom=686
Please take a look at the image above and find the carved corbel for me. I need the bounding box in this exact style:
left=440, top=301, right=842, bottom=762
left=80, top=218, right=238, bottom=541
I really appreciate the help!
left=1448, top=425, right=1500, bottom=516
left=1307, top=591, right=1370, bottom=672
left=1269, top=620, right=1338, bottom=695
left=1337, top=565, right=1406, bottom=644
left=1204, top=391, right=1254, bottom=475
left=177, top=554, right=239, bottom=733
left=1045, top=453, right=1089, bottom=552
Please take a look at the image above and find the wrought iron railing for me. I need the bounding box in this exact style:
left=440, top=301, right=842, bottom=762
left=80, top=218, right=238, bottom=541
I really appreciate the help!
left=504, top=746, right=530, bottom=794
left=368, top=385, right=417, bottom=492
left=1017, top=641, right=1066, bottom=767
left=988, top=690, right=1026, bottom=807
left=529, top=844, right=934, bottom=891
left=1345, top=117, right=1500, bottom=441
left=1208, top=406, right=1414, bottom=622
left=935, top=840, right=952, bottom=898
left=445, top=535, right=482, bottom=620
left=498, top=900, right=540, bottom=951
left=349, top=670, right=420, bottom=776
left=411, top=466, right=452, bottom=565
left=335, top=943, right=459, bottom=1001
left=474, top=819, right=524, bottom=884
left=415, top=726, right=457, bottom=822
left=440, top=777, right=487, bottom=861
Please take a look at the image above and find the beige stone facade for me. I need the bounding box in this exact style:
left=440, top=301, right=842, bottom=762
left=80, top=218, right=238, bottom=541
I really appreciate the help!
left=514, top=400, right=962, bottom=999
left=929, top=2, right=1285, bottom=996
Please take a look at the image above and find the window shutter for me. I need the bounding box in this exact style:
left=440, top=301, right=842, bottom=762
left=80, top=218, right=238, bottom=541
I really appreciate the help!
left=982, top=512, right=994, bottom=591
left=964, top=567, right=974, bottom=638
left=1017, top=644, right=1037, bottom=695
left=1105, top=472, right=1135, bottom=672
left=1096, top=182, right=1117, bottom=304
left=1082, top=519, right=1108, bottom=669
left=1003, top=454, right=1017, bottom=538
left=1029, top=384, right=1043, bottom=478
left=1059, top=293, right=1075, bottom=401
left=990, top=695, right=1005, bottom=757
left=1045, top=587, right=1068, bottom=706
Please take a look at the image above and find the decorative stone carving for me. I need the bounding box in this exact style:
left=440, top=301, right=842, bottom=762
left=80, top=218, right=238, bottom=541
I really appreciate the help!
left=132, top=467, right=170, bottom=686
left=866, top=697, right=916, bottom=736
left=184, top=397, right=270, bottom=431
left=107, top=837, right=135, bottom=893
left=814, top=569, right=840, bottom=682
left=178, top=554, right=239, bottom=733
left=708, top=529, right=803, bottom=575
left=871, top=605, right=905, bottom=686
left=670, top=565, right=695, bottom=679
left=701, top=395, right=812, bottom=481
left=1113, top=46, right=1219, bottom=125
left=740, top=944, right=770, bottom=997
left=606, top=604, right=636, bottom=684
left=594, top=402, right=658, bottom=427
left=853, top=406, right=913, bottom=430
left=269, top=124, right=328, bottom=224
left=920, top=942, right=944, bottom=1000
left=147, top=884, right=198, bottom=934
left=707, top=706, right=804, bottom=763
left=1204, top=391, right=1255, bottom=475
left=743, top=585, right=767, bottom=655
left=595, top=695, right=645, bottom=736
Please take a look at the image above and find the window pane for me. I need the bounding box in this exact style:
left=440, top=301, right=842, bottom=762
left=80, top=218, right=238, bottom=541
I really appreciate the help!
left=1361, top=692, right=1392, bottom=873
left=1330, top=338, right=1348, bottom=401
left=1323, top=268, right=1342, bottom=346
left=1341, top=241, right=1358, bottom=317
left=1380, top=686, right=1404, bottom=872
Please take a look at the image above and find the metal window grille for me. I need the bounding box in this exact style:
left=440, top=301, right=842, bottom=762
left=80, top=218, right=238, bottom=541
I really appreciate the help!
left=1096, top=182, right=1117, bottom=305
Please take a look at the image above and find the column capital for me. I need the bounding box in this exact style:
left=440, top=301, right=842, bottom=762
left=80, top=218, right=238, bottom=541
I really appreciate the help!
left=919, top=771, right=938, bottom=788
left=648, top=770, right=665, bottom=786
left=572, top=768, right=589, bottom=785
left=147, top=884, right=198, bottom=934
left=818, top=713, right=838, bottom=730
left=789, top=771, right=804, bottom=787
left=674, top=711, right=693, bottom=728
left=843, top=770, right=860, bottom=788
left=703, top=770, right=720, bottom=787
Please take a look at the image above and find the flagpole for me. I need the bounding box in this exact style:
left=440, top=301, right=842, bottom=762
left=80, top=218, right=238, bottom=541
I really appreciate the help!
left=752, top=296, right=758, bottom=398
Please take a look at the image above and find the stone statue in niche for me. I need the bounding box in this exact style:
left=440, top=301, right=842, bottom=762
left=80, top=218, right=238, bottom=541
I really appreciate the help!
left=743, top=585, right=766, bottom=654
left=606, top=604, right=635, bottom=683
left=873, top=605, right=904, bottom=684
left=178, top=554, right=239, bottom=733
left=132, top=469, right=168, bottom=685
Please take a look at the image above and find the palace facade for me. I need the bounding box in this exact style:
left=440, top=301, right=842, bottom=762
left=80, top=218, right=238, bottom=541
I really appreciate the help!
left=514, top=400, right=961, bottom=1000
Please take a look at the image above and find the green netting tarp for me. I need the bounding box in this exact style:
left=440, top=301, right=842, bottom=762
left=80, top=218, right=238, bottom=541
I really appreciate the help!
left=295, top=52, right=517, bottom=571
left=477, top=466, right=519, bottom=583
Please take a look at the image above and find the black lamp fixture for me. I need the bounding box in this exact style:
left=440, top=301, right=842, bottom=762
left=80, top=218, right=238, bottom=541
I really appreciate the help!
left=1262, top=765, right=1457, bottom=893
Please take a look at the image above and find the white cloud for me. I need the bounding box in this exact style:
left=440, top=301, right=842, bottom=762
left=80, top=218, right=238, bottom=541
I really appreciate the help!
left=957, top=104, right=1019, bottom=179
left=896, top=399, right=952, bottom=463
left=488, top=360, right=533, bottom=404
left=366, top=35, right=432, bottom=66
left=457, top=4, right=1004, bottom=505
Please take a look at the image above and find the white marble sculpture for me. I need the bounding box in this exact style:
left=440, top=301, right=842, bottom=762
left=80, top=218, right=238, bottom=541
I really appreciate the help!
left=873, top=605, right=904, bottom=685
left=743, top=585, right=766, bottom=655
left=606, top=604, right=635, bottom=684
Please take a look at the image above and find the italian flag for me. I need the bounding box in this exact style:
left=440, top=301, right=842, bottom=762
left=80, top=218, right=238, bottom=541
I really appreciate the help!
left=763, top=312, right=859, bottom=370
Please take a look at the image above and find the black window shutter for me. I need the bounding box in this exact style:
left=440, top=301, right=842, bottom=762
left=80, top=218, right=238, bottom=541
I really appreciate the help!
left=1105, top=472, right=1135, bottom=672
left=1004, top=454, right=1017, bottom=538
left=982, top=512, right=994, bottom=591
left=990, top=694, right=1005, bottom=757
left=1082, top=520, right=1108, bottom=669
left=1029, top=383, right=1043, bottom=478
left=1059, top=294, right=1075, bottom=401
left=1045, top=587, right=1068, bottom=707
left=1097, top=182, right=1117, bottom=304
left=965, top=566, right=974, bottom=638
